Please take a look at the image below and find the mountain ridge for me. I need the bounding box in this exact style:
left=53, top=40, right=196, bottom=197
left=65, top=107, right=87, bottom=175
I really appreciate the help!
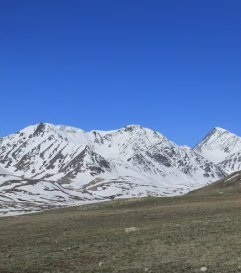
left=0, top=122, right=226, bottom=194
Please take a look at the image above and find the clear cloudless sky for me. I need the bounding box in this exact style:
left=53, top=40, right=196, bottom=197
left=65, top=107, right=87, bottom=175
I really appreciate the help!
left=1, top=0, right=241, bottom=147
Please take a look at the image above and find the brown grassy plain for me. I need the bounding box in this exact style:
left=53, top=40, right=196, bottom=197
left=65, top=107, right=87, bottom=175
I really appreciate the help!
left=1, top=193, right=241, bottom=272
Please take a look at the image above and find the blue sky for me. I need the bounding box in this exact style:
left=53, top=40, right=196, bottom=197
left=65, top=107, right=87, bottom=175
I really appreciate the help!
left=1, top=0, right=241, bottom=147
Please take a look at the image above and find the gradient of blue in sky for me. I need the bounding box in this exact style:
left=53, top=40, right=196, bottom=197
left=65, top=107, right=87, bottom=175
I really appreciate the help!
left=1, top=0, right=241, bottom=146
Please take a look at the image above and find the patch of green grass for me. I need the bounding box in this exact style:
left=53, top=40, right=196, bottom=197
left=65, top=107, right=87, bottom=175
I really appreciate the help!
left=1, top=194, right=241, bottom=272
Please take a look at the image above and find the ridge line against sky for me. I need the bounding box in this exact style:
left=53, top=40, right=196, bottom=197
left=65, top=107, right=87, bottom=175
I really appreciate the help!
left=1, top=122, right=240, bottom=150
left=1, top=0, right=241, bottom=146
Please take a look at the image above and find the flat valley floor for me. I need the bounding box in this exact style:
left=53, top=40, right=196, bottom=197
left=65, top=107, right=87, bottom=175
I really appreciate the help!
left=1, top=194, right=241, bottom=272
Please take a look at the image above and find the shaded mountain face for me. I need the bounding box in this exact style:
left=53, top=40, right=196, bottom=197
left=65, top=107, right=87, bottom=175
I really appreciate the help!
left=193, top=127, right=241, bottom=174
left=0, top=123, right=226, bottom=200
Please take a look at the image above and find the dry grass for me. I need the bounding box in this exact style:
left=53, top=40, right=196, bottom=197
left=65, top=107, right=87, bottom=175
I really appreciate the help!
left=1, top=194, right=241, bottom=272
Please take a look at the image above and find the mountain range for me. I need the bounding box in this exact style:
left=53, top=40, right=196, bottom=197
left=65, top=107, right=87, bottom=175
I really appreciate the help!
left=0, top=123, right=240, bottom=216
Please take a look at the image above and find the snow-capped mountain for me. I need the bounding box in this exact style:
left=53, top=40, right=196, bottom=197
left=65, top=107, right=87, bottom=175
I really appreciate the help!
left=193, top=127, right=241, bottom=174
left=0, top=123, right=226, bottom=203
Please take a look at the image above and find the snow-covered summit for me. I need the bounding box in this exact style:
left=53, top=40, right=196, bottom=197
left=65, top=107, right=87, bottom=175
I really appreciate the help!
left=193, top=127, right=241, bottom=173
left=214, top=127, right=229, bottom=133
left=48, top=124, right=85, bottom=134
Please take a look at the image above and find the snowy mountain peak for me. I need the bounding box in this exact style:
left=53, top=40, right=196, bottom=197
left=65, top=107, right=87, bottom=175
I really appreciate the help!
left=193, top=127, right=241, bottom=172
left=181, top=145, right=191, bottom=151
left=47, top=123, right=85, bottom=134
left=214, top=127, right=228, bottom=133
left=211, top=127, right=239, bottom=137
left=17, top=122, right=86, bottom=135
left=125, top=124, right=143, bottom=129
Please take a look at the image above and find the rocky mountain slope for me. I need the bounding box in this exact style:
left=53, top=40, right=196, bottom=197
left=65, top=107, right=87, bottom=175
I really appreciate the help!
left=0, top=123, right=226, bottom=206
left=193, top=127, right=241, bottom=174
